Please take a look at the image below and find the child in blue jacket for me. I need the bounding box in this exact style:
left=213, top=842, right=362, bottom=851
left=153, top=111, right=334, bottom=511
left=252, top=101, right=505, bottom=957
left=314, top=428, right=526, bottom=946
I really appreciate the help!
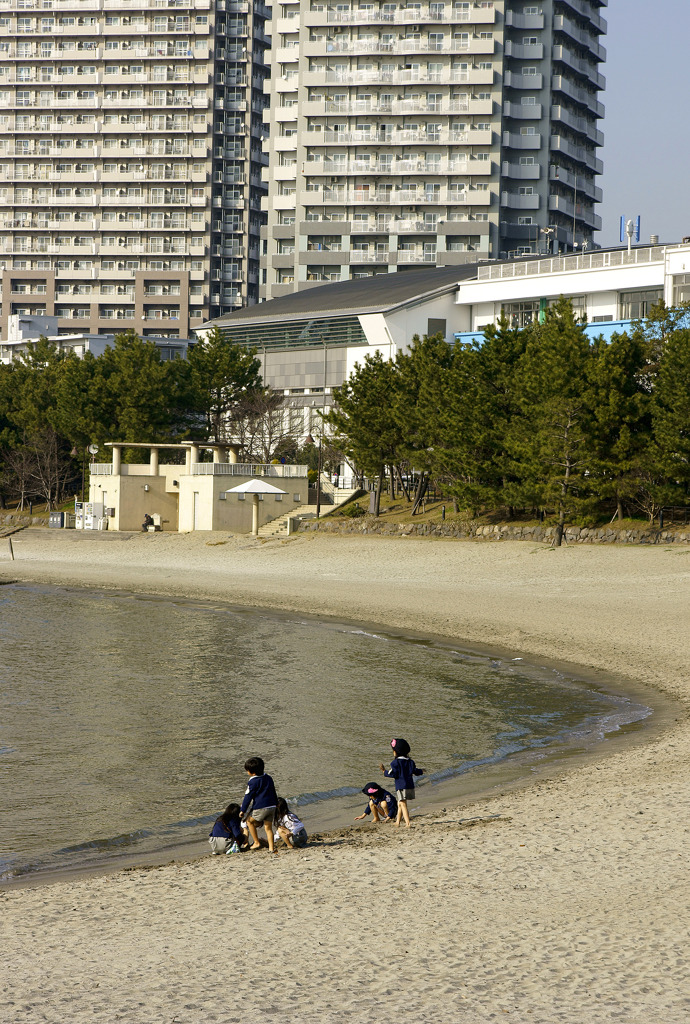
left=240, top=756, right=278, bottom=853
left=354, top=782, right=398, bottom=824
left=208, top=803, right=247, bottom=854
left=379, top=737, right=424, bottom=827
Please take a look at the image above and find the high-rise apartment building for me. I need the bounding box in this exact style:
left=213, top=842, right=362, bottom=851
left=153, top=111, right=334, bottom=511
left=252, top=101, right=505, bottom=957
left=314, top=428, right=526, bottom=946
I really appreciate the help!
left=262, top=0, right=606, bottom=300
left=0, top=0, right=269, bottom=341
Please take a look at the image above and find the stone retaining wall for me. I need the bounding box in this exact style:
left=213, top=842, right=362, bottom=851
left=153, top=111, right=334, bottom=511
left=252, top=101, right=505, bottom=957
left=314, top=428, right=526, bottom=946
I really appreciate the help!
left=300, top=517, right=690, bottom=545
left=1, top=514, right=46, bottom=528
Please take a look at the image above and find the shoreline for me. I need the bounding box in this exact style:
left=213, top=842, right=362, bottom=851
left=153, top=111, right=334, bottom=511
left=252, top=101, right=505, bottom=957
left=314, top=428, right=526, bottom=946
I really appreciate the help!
left=2, top=574, right=670, bottom=891
left=2, top=592, right=669, bottom=891
left=3, top=529, right=690, bottom=1023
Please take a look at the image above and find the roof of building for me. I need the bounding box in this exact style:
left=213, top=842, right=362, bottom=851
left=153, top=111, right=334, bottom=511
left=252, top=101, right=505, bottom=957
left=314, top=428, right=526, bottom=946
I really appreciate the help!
left=203, top=264, right=481, bottom=329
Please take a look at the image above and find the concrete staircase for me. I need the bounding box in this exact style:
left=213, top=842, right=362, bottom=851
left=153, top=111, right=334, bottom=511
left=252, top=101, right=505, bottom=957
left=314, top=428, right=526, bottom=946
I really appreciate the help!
left=257, top=481, right=361, bottom=539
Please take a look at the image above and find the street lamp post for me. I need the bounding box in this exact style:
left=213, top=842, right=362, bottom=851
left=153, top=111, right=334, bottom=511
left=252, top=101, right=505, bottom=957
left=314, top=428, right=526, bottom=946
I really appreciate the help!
left=306, top=433, right=322, bottom=519
left=70, top=445, right=87, bottom=503
left=541, top=226, right=555, bottom=255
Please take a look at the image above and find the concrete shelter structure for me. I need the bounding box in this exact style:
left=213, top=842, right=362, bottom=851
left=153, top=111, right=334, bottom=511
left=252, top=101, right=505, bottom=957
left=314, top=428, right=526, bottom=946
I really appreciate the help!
left=88, top=441, right=308, bottom=533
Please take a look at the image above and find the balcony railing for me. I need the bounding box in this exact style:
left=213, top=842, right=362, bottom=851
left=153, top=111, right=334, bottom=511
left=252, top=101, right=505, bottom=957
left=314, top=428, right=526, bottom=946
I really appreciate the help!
left=476, top=246, right=667, bottom=283
left=191, top=463, right=308, bottom=477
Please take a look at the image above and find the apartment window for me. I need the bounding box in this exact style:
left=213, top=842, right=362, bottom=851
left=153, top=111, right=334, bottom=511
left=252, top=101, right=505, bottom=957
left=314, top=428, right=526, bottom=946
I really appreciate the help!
left=618, top=289, right=663, bottom=321
left=672, top=274, right=690, bottom=305
left=502, top=300, right=540, bottom=328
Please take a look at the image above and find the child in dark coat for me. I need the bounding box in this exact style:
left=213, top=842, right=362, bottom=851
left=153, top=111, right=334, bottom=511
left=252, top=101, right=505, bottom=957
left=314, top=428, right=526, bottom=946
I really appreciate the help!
left=379, top=737, right=424, bottom=827
left=208, top=803, right=247, bottom=854
left=354, top=782, right=398, bottom=824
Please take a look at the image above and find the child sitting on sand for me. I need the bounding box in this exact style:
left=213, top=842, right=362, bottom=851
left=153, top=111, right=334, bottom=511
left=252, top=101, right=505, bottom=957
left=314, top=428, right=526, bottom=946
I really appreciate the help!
left=380, top=737, right=424, bottom=828
left=274, top=797, right=308, bottom=850
left=208, top=803, right=247, bottom=854
left=354, top=782, right=398, bottom=823
left=240, top=756, right=278, bottom=853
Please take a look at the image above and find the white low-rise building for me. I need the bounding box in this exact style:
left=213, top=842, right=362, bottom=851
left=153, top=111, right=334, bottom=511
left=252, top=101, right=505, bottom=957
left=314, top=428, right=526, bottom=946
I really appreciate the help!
left=453, top=241, right=686, bottom=344
left=204, top=242, right=690, bottom=442
left=0, top=314, right=190, bottom=364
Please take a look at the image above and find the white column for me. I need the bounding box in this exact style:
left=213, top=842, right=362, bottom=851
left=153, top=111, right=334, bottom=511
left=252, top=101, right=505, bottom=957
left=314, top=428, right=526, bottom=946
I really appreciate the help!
left=252, top=494, right=259, bottom=536
left=112, top=445, right=121, bottom=475
left=150, top=447, right=159, bottom=474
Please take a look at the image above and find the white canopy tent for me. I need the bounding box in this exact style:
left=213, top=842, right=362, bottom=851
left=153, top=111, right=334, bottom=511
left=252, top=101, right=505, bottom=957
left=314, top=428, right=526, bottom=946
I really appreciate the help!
left=224, top=479, right=287, bottom=536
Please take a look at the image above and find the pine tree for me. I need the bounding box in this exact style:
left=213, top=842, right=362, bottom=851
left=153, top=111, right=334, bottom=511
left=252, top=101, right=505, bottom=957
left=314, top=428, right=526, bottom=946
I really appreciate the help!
left=325, top=352, right=404, bottom=515
left=653, top=325, right=690, bottom=500
left=507, top=299, right=593, bottom=545
left=187, top=326, right=262, bottom=443
left=585, top=329, right=651, bottom=520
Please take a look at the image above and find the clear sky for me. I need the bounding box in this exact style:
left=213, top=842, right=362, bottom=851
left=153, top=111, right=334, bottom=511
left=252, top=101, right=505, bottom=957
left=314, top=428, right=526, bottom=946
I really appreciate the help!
left=598, top=0, right=690, bottom=247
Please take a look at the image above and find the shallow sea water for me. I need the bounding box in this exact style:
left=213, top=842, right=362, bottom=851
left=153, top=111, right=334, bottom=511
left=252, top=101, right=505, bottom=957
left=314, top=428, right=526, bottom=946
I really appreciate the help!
left=0, top=583, right=647, bottom=882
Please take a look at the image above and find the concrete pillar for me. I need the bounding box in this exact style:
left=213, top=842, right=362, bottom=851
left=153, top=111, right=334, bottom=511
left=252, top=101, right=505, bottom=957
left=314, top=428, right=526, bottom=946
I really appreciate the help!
left=190, top=444, right=199, bottom=466
left=112, top=445, right=121, bottom=475
left=252, top=493, right=259, bottom=536
left=150, top=447, right=159, bottom=474
left=185, top=447, right=192, bottom=472
left=213, top=447, right=223, bottom=464
left=228, top=445, right=238, bottom=464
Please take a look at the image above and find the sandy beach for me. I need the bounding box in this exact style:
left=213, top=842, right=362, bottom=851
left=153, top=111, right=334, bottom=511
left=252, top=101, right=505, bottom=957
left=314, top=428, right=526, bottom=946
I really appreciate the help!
left=2, top=528, right=689, bottom=1023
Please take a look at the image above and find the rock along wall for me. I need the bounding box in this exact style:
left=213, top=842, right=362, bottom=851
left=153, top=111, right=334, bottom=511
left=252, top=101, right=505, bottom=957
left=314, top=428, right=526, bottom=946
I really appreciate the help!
left=299, top=518, right=690, bottom=545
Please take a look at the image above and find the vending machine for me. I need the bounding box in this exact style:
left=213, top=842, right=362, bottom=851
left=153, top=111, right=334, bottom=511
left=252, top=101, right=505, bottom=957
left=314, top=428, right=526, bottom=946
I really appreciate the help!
left=75, top=501, right=104, bottom=530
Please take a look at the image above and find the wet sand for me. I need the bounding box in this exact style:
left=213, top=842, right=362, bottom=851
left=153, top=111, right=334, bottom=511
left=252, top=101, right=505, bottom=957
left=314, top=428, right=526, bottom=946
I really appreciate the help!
left=1, top=529, right=689, bottom=1023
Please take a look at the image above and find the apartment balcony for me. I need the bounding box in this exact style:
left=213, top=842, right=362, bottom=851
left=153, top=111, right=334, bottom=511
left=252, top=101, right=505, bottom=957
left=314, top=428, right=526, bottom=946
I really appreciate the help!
left=304, top=186, right=492, bottom=206
left=500, top=192, right=540, bottom=210
left=15, top=219, right=100, bottom=231
left=503, top=101, right=543, bottom=120
left=393, top=219, right=440, bottom=233
left=501, top=161, right=540, bottom=180
left=551, top=104, right=604, bottom=146
left=311, top=98, right=492, bottom=117
left=548, top=194, right=602, bottom=230
left=550, top=134, right=603, bottom=174
left=559, top=0, right=608, bottom=35
left=396, top=251, right=438, bottom=264
left=322, top=7, right=495, bottom=24
left=554, top=14, right=606, bottom=61
left=502, top=131, right=542, bottom=150
left=552, top=45, right=605, bottom=90
left=350, top=251, right=390, bottom=263
left=315, top=68, right=493, bottom=87
left=504, top=42, right=544, bottom=60
left=305, top=38, right=494, bottom=58
left=505, top=10, right=545, bottom=29
left=212, top=197, right=245, bottom=209
left=314, top=128, right=492, bottom=147
left=304, top=158, right=472, bottom=176
left=551, top=75, right=605, bottom=119
left=549, top=165, right=602, bottom=203
left=5, top=168, right=100, bottom=182
left=504, top=71, right=543, bottom=90
left=47, top=24, right=101, bottom=37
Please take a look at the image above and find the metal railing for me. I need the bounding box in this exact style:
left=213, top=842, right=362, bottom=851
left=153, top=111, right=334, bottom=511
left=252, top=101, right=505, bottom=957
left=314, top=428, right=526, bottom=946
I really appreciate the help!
left=477, top=246, right=668, bottom=282
left=191, top=462, right=308, bottom=477
left=90, top=462, right=308, bottom=478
